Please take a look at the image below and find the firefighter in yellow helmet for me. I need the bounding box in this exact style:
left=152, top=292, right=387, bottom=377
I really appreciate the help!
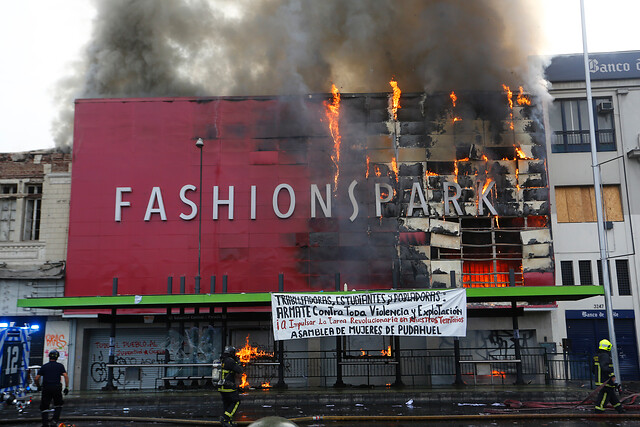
left=593, top=339, right=624, bottom=413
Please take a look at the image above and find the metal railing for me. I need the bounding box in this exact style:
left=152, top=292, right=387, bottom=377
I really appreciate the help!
left=103, top=347, right=593, bottom=390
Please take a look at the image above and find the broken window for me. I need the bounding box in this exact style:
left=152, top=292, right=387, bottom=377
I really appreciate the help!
left=555, top=185, right=623, bottom=223
left=0, top=181, right=43, bottom=242
left=23, top=184, right=42, bottom=241
left=0, top=184, right=17, bottom=241
left=549, top=97, right=615, bottom=153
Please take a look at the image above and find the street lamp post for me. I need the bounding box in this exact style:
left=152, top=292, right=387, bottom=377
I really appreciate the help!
left=195, top=137, right=204, bottom=294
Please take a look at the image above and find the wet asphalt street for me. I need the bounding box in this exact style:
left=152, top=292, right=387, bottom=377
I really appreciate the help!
left=2, top=385, right=639, bottom=426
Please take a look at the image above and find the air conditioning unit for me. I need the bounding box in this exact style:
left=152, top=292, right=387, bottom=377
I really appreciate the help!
left=597, top=101, right=613, bottom=114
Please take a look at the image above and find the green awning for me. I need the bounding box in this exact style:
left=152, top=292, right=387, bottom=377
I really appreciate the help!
left=17, top=286, right=604, bottom=310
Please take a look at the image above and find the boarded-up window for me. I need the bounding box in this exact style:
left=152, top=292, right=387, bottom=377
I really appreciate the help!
left=555, top=185, right=623, bottom=223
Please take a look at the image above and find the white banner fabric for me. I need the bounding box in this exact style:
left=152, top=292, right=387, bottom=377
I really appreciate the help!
left=271, top=289, right=466, bottom=340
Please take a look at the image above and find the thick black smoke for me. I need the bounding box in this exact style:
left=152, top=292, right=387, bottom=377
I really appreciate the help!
left=53, top=0, right=547, bottom=149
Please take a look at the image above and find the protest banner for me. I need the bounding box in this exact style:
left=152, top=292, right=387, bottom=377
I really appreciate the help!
left=271, top=289, right=466, bottom=340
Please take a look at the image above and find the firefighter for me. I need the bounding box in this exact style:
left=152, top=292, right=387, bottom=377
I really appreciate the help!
left=34, top=350, right=69, bottom=427
left=593, top=338, right=624, bottom=414
left=218, top=345, right=243, bottom=427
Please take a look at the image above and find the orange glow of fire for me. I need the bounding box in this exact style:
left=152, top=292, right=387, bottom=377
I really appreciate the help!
left=502, top=84, right=514, bottom=130
left=482, top=178, right=493, bottom=194
left=391, top=157, right=399, bottom=182
left=375, top=165, right=381, bottom=177
left=517, top=86, right=531, bottom=106
left=482, top=154, right=489, bottom=161
left=389, top=79, right=402, bottom=120
left=240, top=373, right=249, bottom=388
left=514, top=146, right=528, bottom=159
left=453, top=116, right=462, bottom=123
left=324, top=84, right=342, bottom=190
left=450, top=91, right=457, bottom=108
left=425, top=170, right=438, bottom=177
left=366, top=156, right=370, bottom=179
left=381, top=346, right=392, bottom=357
left=261, top=381, right=271, bottom=388
left=360, top=349, right=366, bottom=357
left=236, top=335, right=274, bottom=364
left=492, top=370, right=506, bottom=378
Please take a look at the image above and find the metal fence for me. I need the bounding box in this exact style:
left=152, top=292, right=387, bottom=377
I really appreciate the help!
left=106, top=347, right=593, bottom=390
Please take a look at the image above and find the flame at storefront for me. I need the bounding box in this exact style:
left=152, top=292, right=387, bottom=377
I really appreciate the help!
left=324, top=84, right=342, bottom=192
left=235, top=335, right=274, bottom=389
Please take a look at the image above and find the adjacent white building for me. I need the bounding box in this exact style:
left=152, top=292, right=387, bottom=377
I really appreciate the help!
left=545, top=50, right=640, bottom=380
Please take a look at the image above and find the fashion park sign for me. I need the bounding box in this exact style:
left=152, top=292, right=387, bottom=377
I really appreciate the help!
left=114, top=179, right=499, bottom=222
left=271, top=289, right=467, bottom=340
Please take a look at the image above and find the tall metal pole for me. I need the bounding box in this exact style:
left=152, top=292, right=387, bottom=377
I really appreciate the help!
left=580, top=0, right=620, bottom=379
left=196, top=138, right=204, bottom=287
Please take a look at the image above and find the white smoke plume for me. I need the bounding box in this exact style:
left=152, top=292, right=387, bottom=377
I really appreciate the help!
left=53, top=0, right=548, bottom=149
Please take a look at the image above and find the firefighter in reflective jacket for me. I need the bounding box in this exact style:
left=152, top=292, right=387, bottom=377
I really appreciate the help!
left=593, top=339, right=624, bottom=413
left=217, top=345, right=243, bottom=427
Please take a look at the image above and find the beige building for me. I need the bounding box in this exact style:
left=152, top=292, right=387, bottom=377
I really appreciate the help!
left=0, top=149, right=72, bottom=364
left=544, top=50, right=640, bottom=380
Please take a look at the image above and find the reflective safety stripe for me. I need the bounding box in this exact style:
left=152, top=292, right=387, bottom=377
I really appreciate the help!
left=225, top=401, right=240, bottom=418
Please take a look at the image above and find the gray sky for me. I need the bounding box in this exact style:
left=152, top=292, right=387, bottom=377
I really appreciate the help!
left=0, top=0, right=638, bottom=153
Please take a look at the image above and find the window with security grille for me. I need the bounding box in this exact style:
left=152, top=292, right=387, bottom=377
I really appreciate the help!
left=616, top=259, right=631, bottom=296
left=561, top=260, right=574, bottom=286
left=578, top=260, right=593, bottom=285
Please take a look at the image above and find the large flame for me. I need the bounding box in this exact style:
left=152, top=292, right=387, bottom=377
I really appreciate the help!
left=516, top=86, right=531, bottom=106
left=389, top=79, right=401, bottom=120
left=324, top=84, right=342, bottom=191
left=502, top=84, right=514, bottom=130
left=391, top=157, right=399, bottom=182
left=450, top=91, right=457, bottom=108
left=514, top=146, right=528, bottom=159
left=236, top=335, right=273, bottom=364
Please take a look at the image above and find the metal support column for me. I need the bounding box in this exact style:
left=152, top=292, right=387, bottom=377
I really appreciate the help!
left=164, top=277, right=173, bottom=389
left=176, top=276, right=186, bottom=389
left=510, top=269, right=524, bottom=385
left=333, top=273, right=345, bottom=388
left=102, top=278, right=118, bottom=391
left=275, top=273, right=287, bottom=389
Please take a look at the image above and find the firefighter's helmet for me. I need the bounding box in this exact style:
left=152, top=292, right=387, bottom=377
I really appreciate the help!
left=222, top=346, right=237, bottom=356
left=599, top=339, right=612, bottom=351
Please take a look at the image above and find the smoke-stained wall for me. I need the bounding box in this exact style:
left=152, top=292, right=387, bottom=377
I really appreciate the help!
left=66, top=90, right=552, bottom=298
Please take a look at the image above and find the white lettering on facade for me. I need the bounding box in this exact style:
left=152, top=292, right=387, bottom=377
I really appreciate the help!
left=179, top=184, right=197, bottom=220
left=273, top=184, right=295, bottom=219
left=443, top=182, right=462, bottom=216
left=375, top=183, right=394, bottom=217
left=213, top=186, right=234, bottom=220
left=144, top=187, right=167, bottom=221
left=310, top=184, right=331, bottom=218
left=115, top=187, right=132, bottom=222
left=114, top=180, right=508, bottom=222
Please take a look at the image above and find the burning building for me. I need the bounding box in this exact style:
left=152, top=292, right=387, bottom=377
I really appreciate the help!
left=15, top=1, right=614, bottom=389
left=18, top=83, right=605, bottom=389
